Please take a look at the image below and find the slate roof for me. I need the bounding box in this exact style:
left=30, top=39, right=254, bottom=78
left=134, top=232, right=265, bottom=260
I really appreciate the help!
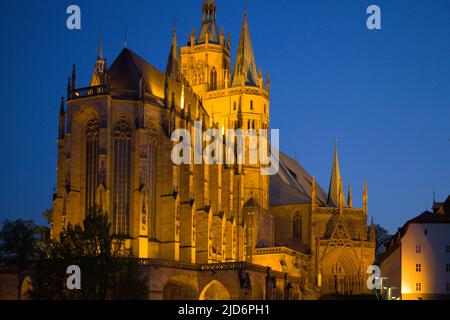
left=107, top=48, right=166, bottom=99
left=270, top=151, right=328, bottom=207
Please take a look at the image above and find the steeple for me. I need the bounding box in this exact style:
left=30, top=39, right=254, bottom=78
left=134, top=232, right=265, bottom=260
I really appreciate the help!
left=327, top=142, right=344, bottom=206
left=90, top=30, right=106, bottom=86
left=198, top=0, right=219, bottom=44
left=166, top=29, right=180, bottom=82
left=98, top=29, right=103, bottom=60
left=231, top=12, right=258, bottom=88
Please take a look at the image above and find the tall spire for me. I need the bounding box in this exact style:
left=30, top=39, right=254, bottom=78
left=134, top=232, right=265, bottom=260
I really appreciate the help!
left=90, top=30, right=106, bottom=86
left=327, top=141, right=344, bottom=206
left=198, top=0, right=219, bottom=44
left=232, top=12, right=258, bottom=88
left=166, top=29, right=180, bottom=82
left=98, top=28, right=103, bottom=59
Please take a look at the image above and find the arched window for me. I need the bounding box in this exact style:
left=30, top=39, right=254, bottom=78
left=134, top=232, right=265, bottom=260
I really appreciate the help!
left=85, top=118, right=99, bottom=215
left=210, top=67, right=217, bottom=90
left=293, top=214, right=302, bottom=239
left=113, top=119, right=133, bottom=235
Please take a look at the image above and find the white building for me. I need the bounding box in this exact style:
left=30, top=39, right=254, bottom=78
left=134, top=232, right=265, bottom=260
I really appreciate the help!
left=379, top=197, right=450, bottom=300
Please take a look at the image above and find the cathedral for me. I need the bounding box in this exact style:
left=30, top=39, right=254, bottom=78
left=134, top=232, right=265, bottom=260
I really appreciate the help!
left=52, top=0, right=375, bottom=299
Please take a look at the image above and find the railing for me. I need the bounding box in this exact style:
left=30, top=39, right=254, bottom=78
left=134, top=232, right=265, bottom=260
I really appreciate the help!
left=70, top=85, right=109, bottom=100
left=137, top=258, right=300, bottom=281
left=69, top=86, right=145, bottom=101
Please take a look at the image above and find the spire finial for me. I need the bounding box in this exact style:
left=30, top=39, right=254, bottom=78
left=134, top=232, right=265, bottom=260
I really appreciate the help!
left=327, top=140, right=343, bottom=206
left=124, top=25, right=128, bottom=48
left=98, top=26, right=103, bottom=59
left=363, top=179, right=368, bottom=212
left=347, top=185, right=353, bottom=207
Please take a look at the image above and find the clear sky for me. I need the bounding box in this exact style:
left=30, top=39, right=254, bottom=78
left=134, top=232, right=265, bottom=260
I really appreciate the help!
left=0, top=0, right=448, bottom=233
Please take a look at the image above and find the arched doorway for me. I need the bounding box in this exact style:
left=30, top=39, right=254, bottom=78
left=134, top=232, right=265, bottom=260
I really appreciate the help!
left=199, top=280, right=231, bottom=300
left=163, top=276, right=198, bottom=300
left=321, top=248, right=360, bottom=295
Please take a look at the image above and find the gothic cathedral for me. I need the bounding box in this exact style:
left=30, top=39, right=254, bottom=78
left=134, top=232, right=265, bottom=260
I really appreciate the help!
left=52, top=0, right=375, bottom=299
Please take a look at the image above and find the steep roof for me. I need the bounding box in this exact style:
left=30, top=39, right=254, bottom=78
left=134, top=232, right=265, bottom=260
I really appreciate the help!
left=231, top=13, right=258, bottom=87
left=107, top=48, right=166, bottom=99
left=270, top=151, right=328, bottom=206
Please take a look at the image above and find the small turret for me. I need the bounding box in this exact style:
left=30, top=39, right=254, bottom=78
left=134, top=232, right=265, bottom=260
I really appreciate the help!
left=363, top=180, right=368, bottom=214
left=71, top=64, right=77, bottom=91
left=58, top=97, right=65, bottom=140
left=369, top=216, right=376, bottom=242
left=347, top=185, right=353, bottom=207
left=311, top=177, right=317, bottom=211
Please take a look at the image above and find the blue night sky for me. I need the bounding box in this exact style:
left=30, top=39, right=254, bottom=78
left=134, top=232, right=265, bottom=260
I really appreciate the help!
left=0, top=0, right=448, bottom=233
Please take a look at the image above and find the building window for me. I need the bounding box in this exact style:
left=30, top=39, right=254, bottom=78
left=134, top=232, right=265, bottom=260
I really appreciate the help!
left=447, top=283, right=450, bottom=292
left=446, top=264, right=450, bottom=272
left=416, top=245, right=422, bottom=253
left=446, top=245, right=450, bottom=253
left=293, top=215, right=302, bottom=239
left=233, top=101, right=237, bottom=111
left=85, top=118, right=99, bottom=215
left=210, top=67, right=217, bottom=90
left=113, top=119, right=133, bottom=236
left=250, top=100, right=254, bottom=110
left=416, top=264, right=422, bottom=272
left=416, top=283, right=422, bottom=292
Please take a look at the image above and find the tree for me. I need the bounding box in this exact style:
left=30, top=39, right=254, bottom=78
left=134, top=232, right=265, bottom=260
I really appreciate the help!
left=0, top=219, right=41, bottom=270
left=374, top=225, right=391, bottom=260
left=30, top=206, right=148, bottom=300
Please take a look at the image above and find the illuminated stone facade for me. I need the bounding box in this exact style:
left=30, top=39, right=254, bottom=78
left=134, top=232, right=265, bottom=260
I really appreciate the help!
left=51, top=0, right=375, bottom=299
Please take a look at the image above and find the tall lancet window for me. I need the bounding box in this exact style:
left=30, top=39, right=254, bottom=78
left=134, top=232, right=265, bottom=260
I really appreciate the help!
left=85, top=118, right=99, bottom=215
left=113, top=119, right=133, bottom=235
left=210, top=67, right=217, bottom=90
left=147, top=121, right=159, bottom=239
left=293, top=214, right=302, bottom=239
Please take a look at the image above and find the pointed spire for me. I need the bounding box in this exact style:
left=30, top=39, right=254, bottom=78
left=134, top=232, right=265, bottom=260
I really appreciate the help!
left=90, top=29, right=106, bottom=86
left=71, top=64, right=77, bottom=91
left=67, top=77, right=71, bottom=99
left=58, top=97, right=65, bottom=140
left=347, top=185, right=353, bottom=207
left=327, top=141, right=344, bottom=206
left=231, top=12, right=258, bottom=88
left=363, top=179, right=368, bottom=212
left=98, top=28, right=103, bottom=59
left=311, top=177, right=317, bottom=211
left=369, top=215, right=376, bottom=242
left=166, top=29, right=180, bottom=82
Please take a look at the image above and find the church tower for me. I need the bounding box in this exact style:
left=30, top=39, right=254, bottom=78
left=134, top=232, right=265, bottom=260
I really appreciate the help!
left=180, top=0, right=231, bottom=100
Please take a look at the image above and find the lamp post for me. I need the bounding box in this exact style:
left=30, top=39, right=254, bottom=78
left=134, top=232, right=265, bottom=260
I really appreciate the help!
left=380, top=277, right=388, bottom=300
